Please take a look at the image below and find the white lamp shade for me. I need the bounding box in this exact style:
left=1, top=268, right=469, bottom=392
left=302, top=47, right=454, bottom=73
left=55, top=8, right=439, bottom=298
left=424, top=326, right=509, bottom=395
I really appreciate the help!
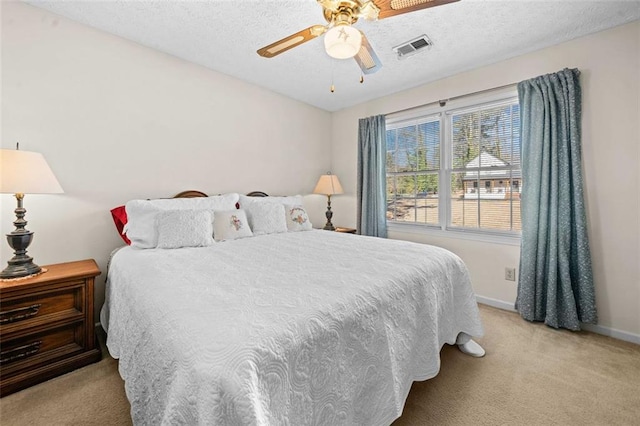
left=0, top=149, right=64, bottom=194
left=324, top=25, right=362, bottom=59
left=313, top=174, right=344, bottom=195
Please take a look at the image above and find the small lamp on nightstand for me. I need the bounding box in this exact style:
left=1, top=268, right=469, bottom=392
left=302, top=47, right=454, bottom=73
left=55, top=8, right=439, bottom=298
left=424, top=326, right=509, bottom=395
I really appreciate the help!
left=0, top=144, right=64, bottom=279
left=313, top=172, right=344, bottom=231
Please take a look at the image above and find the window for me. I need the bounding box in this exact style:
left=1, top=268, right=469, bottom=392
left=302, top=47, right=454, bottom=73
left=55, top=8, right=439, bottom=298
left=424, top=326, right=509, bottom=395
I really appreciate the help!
left=386, top=115, right=440, bottom=225
left=386, top=93, right=521, bottom=239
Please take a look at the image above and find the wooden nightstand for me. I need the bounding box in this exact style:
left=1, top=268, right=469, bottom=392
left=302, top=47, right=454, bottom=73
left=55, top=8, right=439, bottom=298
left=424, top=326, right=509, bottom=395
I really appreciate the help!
left=0, top=259, right=102, bottom=397
left=335, top=227, right=357, bottom=234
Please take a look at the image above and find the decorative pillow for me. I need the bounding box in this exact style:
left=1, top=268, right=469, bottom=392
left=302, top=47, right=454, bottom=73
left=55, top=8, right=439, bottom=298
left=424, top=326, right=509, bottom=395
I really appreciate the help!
left=124, top=193, right=239, bottom=249
left=213, top=209, right=253, bottom=241
left=110, top=205, right=131, bottom=245
left=156, top=210, right=214, bottom=249
left=284, top=205, right=313, bottom=232
left=245, top=202, right=288, bottom=236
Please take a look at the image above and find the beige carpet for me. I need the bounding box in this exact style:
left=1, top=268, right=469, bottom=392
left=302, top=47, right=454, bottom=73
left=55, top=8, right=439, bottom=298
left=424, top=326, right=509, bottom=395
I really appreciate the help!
left=1, top=305, right=639, bottom=425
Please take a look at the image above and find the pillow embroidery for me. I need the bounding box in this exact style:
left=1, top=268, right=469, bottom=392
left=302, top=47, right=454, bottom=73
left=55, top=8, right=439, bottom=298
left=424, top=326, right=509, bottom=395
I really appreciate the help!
left=290, top=207, right=308, bottom=225
left=213, top=209, right=253, bottom=241
left=230, top=214, right=243, bottom=231
left=285, top=205, right=312, bottom=232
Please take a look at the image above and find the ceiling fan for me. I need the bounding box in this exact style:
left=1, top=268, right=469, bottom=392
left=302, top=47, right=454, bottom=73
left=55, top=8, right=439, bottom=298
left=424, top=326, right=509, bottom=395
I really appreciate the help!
left=257, top=0, right=459, bottom=75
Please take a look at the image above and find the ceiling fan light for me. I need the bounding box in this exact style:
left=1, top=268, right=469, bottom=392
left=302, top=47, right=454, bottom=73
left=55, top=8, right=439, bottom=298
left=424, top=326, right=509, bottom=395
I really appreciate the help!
left=324, top=24, right=362, bottom=59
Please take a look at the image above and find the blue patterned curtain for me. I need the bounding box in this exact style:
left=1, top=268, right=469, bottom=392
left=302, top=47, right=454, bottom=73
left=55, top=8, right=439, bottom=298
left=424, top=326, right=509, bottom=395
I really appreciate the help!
left=357, top=115, right=387, bottom=237
left=516, top=68, right=597, bottom=330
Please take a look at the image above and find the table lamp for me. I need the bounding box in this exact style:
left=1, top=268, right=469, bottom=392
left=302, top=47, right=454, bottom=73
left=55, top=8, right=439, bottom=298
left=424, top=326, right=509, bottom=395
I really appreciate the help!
left=313, top=173, right=343, bottom=231
left=0, top=145, right=63, bottom=279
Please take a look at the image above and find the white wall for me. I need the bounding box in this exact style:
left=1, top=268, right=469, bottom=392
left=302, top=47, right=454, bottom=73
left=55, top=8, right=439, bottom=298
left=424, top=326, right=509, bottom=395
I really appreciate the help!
left=331, top=21, right=640, bottom=339
left=1, top=2, right=332, bottom=318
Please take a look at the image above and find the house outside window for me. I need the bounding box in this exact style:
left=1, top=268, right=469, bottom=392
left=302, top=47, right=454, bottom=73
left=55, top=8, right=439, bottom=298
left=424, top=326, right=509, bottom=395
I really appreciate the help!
left=386, top=91, right=521, bottom=241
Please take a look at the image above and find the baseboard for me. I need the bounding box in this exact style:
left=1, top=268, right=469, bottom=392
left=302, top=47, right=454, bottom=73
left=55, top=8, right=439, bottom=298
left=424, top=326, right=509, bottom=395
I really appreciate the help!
left=476, top=295, right=516, bottom=312
left=475, top=295, right=640, bottom=345
left=580, top=323, right=640, bottom=345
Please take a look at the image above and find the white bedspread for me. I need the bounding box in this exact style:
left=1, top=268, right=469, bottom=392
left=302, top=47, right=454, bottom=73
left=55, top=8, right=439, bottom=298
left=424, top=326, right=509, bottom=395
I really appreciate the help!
left=102, top=230, right=483, bottom=425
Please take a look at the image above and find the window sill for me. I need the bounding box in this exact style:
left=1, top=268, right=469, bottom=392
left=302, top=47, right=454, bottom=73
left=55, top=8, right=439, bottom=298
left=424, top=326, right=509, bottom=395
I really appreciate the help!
left=387, top=222, right=521, bottom=246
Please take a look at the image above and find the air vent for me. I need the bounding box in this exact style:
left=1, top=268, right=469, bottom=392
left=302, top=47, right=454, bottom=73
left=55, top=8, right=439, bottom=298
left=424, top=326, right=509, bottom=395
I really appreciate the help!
left=392, top=34, right=433, bottom=60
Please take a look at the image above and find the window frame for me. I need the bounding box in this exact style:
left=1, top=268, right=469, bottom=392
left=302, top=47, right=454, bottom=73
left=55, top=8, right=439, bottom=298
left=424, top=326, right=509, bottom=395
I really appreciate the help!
left=385, top=87, right=521, bottom=245
left=386, top=113, right=442, bottom=228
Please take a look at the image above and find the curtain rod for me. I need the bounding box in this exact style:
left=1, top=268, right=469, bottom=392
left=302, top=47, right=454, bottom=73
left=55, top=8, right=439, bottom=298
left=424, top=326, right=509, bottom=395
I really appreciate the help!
left=385, top=81, right=519, bottom=118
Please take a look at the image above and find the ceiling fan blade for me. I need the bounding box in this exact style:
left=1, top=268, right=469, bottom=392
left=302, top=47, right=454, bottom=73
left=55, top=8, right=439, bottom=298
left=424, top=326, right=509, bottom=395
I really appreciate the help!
left=257, top=25, right=327, bottom=58
left=354, top=32, right=382, bottom=75
left=373, top=0, right=459, bottom=19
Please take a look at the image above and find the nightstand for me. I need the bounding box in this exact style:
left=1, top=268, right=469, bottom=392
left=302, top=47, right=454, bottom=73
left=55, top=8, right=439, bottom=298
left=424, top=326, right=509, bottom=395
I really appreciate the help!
left=335, top=227, right=357, bottom=234
left=0, top=259, right=102, bottom=397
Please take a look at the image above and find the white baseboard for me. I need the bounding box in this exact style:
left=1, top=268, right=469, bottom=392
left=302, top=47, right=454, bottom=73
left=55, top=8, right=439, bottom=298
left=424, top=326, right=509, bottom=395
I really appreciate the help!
left=475, top=295, right=516, bottom=312
left=475, top=295, right=640, bottom=345
left=580, top=323, right=640, bottom=345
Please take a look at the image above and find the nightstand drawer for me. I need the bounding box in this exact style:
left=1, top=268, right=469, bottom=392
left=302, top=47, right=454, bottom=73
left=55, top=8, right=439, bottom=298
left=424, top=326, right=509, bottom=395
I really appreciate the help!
left=0, top=281, right=85, bottom=336
left=0, top=321, right=85, bottom=375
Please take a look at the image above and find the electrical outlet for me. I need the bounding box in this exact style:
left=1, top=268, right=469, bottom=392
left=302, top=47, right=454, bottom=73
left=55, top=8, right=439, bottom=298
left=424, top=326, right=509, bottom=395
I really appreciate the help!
left=505, top=267, right=516, bottom=281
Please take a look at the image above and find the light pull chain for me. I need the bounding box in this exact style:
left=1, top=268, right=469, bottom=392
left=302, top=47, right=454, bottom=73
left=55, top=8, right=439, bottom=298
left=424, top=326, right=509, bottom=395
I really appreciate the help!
left=330, top=58, right=335, bottom=93
left=329, top=58, right=336, bottom=93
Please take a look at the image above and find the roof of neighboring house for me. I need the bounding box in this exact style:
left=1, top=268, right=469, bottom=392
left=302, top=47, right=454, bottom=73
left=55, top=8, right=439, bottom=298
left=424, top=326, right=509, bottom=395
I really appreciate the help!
left=463, top=151, right=522, bottom=181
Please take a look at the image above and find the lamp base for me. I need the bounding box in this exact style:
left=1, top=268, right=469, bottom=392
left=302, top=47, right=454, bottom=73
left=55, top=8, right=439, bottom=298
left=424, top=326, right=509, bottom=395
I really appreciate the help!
left=0, top=260, right=42, bottom=279
left=323, top=194, right=336, bottom=231
left=323, top=223, right=336, bottom=231
left=1, top=231, right=42, bottom=279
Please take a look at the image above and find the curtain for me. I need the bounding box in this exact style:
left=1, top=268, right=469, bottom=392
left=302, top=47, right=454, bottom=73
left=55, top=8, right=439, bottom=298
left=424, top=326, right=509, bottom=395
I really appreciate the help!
left=516, top=68, right=597, bottom=330
left=357, top=115, right=387, bottom=238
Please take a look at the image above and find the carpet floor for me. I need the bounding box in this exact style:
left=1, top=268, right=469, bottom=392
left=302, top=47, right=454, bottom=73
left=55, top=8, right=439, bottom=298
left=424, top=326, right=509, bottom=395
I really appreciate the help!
left=1, top=305, right=639, bottom=425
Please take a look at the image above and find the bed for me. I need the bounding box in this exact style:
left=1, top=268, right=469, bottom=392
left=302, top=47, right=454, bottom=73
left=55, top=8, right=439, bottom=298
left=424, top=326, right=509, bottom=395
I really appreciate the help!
left=101, top=191, right=484, bottom=425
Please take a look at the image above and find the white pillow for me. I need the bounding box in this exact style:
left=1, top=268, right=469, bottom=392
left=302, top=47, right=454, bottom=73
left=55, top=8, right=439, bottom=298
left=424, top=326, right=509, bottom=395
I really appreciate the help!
left=245, top=202, right=287, bottom=236
left=284, top=205, right=313, bottom=232
left=213, top=209, right=253, bottom=241
left=156, top=210, right=214, bottom=249
left=238, top=194, right=303, bottom=209
left=124, top=193, right=239, bottom=249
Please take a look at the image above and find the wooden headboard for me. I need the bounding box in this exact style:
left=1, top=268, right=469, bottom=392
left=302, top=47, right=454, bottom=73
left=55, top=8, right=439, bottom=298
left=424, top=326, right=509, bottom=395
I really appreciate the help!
left=173, top=190, right=269, bottom=198
left=173, top=190, right=208, bottom=198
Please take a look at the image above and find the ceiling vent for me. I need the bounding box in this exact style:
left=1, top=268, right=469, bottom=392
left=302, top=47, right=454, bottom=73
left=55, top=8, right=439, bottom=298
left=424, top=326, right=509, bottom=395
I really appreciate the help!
left=392, top=34, right=433, bottom=60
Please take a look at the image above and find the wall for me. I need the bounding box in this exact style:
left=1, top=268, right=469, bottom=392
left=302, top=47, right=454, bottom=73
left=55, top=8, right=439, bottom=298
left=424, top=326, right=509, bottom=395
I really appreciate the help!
left=331, top=21, right=640, bottom=340
left=1, top=2, right=332, bottom=318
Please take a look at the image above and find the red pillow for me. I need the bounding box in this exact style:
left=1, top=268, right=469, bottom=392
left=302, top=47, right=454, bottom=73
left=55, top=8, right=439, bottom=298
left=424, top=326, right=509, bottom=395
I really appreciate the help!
left=110, top=205, right=131, bottom=245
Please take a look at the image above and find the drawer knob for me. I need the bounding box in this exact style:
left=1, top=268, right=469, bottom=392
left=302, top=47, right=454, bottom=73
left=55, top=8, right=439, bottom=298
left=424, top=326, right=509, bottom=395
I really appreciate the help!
left=0, top=304, right=42, bottom=324
left=0, top=341, right=42, bottom=365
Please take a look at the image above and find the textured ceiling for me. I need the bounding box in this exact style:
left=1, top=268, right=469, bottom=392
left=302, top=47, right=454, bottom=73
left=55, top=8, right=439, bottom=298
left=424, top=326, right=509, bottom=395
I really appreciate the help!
left=24, top=0, right=640, bottom=112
